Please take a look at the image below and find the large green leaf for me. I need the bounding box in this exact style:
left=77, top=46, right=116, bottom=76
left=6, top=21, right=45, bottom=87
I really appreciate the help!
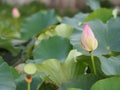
left=0, top=57, right=4, bottom=64
left=0, top=22, right=21, bottom=55
left=62, top=13, right=88, bottom=30
left=107, top=18, right=120, bottom=52
left=0, top=57, right=16, bottom=90
left=10, top=67, right=20, bottom=79
left=24, top=23, right=73, bottom=60
left=71, top=18, right=120, bottom=55
left=33, top=36, right=72, bottom=62
left=36, top=50, right=86, bottom=86
left=0, top=22, right=20, bottom=39
left=0, top=39, right=20, bottom=56
left=86, top=0, right=100, bottom=10
left=21, top=10, right=58, bottom=40
left=98, top=56, right=120, bottom=75
left=91, top=77, right=120, bottom=90
left=84, top=8, right=112, bottom=22
left=59, top=74, right=99, bottom=90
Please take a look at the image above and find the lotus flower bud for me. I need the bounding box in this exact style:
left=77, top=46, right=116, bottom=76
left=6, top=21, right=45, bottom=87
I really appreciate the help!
left=12, top=7, right=20, bottom=18
left=80, top=24, right=98, bottom=52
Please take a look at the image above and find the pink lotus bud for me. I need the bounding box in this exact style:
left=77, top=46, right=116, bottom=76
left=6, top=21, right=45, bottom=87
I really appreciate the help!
left=80, top=24, right=98, bottom=52
left=12, top=7, right=20, bottom=18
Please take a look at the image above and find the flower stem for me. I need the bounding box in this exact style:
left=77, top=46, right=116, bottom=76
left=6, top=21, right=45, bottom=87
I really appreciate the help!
left=90, top=52, right=97, bottom=75
left=28, top=83, right=30, bottom=90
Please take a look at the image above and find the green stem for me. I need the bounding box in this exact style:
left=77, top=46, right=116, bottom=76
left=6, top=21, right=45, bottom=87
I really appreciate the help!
left=90, top=52, right=97, bottom=75
left=28, top=83, right=30, bottom=90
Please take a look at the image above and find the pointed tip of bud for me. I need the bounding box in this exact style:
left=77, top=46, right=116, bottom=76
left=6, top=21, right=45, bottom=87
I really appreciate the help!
left=84, top=23, right=88, bottom=28
left=80, top=24, right=98, bottom=52
left=84, top=23, right=88, bottom=31
left=83, top=23, right=94, bottom=37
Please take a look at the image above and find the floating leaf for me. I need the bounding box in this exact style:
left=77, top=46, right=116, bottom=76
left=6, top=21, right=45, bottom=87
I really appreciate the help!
left=0, top=22, right=20, bottom=39
left=86, top=0, right=100, bottom=10
left=36, top=50, right=86, bottom=86
left=0, top=39, right=20, bottom=56
left=0, top=22, right=21, bottom=55
left=62, top=13, right=88, bottom=30
left=91, top=77, right=120, bottom=90
left=21, top=10, right=58, bottom=40
left=59, top=74, right=99, bottom=90
left=107, top=18, right=120, bottom=52
left=84, top=8, right=112, bottom=22
left=33, top=36, right=72, bottom=62
left=0, top=57, right=16, bottom=90
left=98, top=56, right=120, bottom=75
